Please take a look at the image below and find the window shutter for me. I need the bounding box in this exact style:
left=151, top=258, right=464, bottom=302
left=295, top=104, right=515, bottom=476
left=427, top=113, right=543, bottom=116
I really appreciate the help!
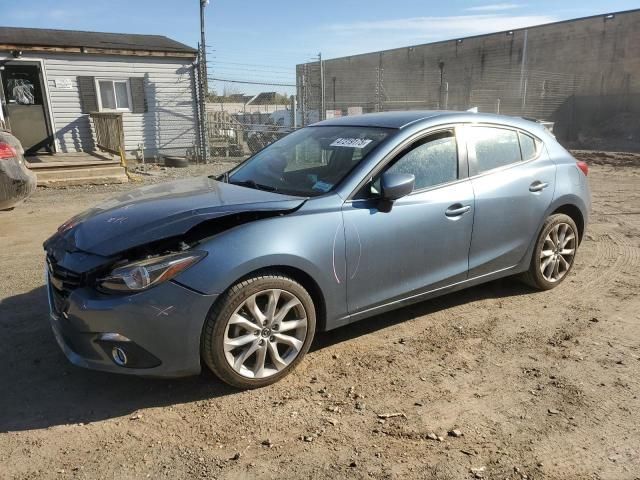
left=77, top=76, right=97, bottom=113
left=129, top=77, right=147, bottom=113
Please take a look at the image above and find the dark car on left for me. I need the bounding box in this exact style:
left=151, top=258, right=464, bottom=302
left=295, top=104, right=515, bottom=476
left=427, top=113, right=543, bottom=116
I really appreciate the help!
left=0, top=128, right=37, bottom=210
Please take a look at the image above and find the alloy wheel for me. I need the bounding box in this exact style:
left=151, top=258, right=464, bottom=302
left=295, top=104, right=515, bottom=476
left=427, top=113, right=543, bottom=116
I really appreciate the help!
left=223, top=289, right=308, bottom=379
left=539, top=222, right=576, bottom=282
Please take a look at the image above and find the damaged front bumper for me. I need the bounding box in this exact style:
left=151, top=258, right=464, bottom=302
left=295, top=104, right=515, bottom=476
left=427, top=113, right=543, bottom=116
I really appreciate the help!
left=46, top=271, right=217, bottom=378
left=0, top=159, right=37, bottom=210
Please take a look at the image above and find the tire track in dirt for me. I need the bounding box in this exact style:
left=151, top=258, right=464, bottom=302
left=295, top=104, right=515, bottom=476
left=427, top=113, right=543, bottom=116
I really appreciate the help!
left=569, top=228, right=639, bottom=296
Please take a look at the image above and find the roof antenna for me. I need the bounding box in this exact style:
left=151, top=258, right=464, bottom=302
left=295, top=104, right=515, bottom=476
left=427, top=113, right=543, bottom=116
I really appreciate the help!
left=466, top=107, right=478, bottom=113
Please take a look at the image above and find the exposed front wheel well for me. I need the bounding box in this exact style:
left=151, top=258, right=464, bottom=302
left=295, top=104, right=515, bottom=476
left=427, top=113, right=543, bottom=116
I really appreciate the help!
left=551, top=204, right=585, bottom=243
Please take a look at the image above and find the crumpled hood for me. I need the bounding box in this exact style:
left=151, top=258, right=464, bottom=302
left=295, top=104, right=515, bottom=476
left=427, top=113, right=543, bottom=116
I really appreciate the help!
left=45, top=176, right=305, bottom=257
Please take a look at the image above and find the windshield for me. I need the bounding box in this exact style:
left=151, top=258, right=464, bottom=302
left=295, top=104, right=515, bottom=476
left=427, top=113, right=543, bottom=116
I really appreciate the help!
left=227, top=126, right=392, bottom=196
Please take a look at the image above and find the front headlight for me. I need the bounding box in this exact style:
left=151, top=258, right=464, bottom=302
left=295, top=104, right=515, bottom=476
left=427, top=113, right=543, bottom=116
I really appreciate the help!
left=98, top=251, right=206, bottom=293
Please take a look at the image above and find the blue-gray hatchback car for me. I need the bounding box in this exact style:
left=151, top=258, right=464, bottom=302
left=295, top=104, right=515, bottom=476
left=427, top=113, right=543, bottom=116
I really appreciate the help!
left=44, top=111, right=591, bottom=388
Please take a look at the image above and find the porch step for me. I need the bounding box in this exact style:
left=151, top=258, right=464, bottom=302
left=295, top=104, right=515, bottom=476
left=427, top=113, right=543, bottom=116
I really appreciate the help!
left=34, top=165, right=128, bottom=187
left=27, top=158, right=121, bottom=169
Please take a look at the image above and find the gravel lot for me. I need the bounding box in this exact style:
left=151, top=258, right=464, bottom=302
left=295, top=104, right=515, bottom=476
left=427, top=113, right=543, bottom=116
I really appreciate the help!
left=0, top=153, right=639, bottom=479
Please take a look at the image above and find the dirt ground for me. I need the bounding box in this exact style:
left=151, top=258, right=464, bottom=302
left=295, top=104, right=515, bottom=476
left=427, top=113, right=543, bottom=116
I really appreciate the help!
left=0, top=153, right=639, bottom=480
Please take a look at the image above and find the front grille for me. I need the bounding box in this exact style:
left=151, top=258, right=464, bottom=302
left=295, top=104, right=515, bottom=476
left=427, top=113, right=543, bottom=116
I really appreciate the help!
left=50, top=286, right=68, bottom=315
left=46, top=254, right=82, bottom=314
left=46, top=255, right=81, bottom=290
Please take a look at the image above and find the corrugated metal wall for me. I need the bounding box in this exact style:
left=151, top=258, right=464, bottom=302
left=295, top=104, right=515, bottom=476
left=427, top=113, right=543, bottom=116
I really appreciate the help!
left=298, top=9, right=640, bottom=151
left=22, top=53, right=198, bottom=156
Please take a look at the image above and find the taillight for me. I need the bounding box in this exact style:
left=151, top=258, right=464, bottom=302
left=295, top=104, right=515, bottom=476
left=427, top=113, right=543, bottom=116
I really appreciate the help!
left=0, top=142, right=17, bottom=160
left=576, top=160, right=589, bottom=176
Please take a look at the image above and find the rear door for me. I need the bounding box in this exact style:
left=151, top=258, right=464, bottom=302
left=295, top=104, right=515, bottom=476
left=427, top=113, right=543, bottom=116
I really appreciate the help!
left=465, top=125, right=556, bottom=277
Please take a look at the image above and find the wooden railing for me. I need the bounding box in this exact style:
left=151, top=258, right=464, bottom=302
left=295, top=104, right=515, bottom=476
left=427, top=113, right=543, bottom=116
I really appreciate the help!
left=90, top=112, right=126, bottom=165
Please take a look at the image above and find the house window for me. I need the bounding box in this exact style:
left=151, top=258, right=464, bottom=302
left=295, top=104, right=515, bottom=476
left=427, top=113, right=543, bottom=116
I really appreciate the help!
left=96, top=79, right=131, bottom=111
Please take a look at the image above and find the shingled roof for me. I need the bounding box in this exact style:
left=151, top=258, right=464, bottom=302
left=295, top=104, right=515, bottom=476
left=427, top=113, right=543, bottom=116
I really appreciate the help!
left=0, top=26, right=197, bottom=55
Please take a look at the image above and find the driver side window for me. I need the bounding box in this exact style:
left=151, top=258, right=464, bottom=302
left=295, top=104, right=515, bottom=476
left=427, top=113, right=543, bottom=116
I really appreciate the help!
left=369, top=131, right=458, bottom=196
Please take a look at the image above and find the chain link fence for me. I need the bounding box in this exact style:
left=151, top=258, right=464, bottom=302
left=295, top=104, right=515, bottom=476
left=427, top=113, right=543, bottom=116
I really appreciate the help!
left=297, top=61, right=583, bottom=125
left=296, top=36, right=639, bottom=152
left=205, top=98, right=296, bottom=161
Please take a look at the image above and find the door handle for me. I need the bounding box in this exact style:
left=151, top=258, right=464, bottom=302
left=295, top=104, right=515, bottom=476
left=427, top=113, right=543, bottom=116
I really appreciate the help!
left=445, top=204, right=471, bottom=217
left=529, top=181, right=549, bottom=193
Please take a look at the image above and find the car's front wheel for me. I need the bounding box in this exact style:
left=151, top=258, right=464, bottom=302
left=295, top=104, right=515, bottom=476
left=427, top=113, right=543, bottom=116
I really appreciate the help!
left=522, top=213, right=579, bottom=290
left=201, top=272, right=316, bottom=389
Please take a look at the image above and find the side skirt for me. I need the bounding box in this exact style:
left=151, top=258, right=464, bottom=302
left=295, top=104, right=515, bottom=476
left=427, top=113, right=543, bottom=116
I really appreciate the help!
left=328, top=264, right=523, bottom=330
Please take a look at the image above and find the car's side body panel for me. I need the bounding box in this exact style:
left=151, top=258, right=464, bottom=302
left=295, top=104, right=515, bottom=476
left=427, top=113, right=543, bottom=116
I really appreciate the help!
left=176, top=114, right=590, bottom=333
left=550, top=157, right=591, bottom=232
left=342, top=179, right=475, bottom=315
left=467, top=140, right=557, bottom=277
left=174, top=196, right=349, bottom=329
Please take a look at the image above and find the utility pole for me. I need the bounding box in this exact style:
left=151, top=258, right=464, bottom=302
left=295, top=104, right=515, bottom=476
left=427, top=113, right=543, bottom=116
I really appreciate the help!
left=200, top=0, right=209, bottom=95
left=199, top=0, right=210, bottom=162
left=319, top=52, right=325, bottom=121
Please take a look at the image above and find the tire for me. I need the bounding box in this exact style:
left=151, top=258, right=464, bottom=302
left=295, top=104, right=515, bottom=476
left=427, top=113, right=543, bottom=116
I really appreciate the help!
left=521, top=213, right=579, bottom=290
left=163, top=155, right=189, bottom=168
left=201, top=272, right=316, bottom=389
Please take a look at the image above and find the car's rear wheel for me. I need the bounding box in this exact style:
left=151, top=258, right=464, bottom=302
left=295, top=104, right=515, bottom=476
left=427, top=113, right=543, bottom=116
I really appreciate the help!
left=522, top=213, right=579, bottom=290
left=201, top=272, right=315, bottom=389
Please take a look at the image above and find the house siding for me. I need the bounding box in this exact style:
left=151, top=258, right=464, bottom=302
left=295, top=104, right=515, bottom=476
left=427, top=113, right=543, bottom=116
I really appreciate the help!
left=20, top=53, right=198, bottom=157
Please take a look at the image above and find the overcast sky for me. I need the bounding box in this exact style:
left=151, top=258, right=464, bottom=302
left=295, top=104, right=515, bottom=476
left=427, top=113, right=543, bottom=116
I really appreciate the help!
left=2, top=0, right=637, bottom=94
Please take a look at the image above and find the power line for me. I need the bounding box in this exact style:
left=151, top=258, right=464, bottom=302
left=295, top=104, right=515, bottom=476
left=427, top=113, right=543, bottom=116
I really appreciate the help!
left=209, top=77, right=296, bottom=87
left=207, top=51, right=313, bottom=62
left=208, top=60, right=295, bottom=71
left=208, top=63, right=294, bottom=74
left=209, top=68, right=295, bottom=79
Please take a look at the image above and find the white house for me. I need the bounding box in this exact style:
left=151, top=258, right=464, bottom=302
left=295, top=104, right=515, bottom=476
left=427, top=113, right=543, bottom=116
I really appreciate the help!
left=0, top=26, right=199, bottom=161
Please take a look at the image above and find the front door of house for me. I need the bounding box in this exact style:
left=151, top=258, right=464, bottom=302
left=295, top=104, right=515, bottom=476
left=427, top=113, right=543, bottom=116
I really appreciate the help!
left=0, top=62, right=53, bottom=154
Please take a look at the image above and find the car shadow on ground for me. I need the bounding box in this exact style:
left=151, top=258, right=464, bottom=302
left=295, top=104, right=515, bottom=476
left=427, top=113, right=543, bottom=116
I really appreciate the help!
left=0, top=279, right=534, bottom=433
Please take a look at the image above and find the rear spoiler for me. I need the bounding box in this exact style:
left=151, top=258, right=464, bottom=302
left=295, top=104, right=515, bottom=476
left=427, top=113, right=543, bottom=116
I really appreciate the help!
left=521, top=117, right=555, bottom=134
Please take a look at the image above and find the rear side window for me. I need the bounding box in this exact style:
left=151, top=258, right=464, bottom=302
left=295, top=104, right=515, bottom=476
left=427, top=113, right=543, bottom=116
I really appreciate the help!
left=519, top=132, right=538, bottom=160
left=468, top=126, right=522, bottom=175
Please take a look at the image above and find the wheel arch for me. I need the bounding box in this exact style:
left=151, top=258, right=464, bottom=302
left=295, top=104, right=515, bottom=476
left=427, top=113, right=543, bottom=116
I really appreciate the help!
left=206, top=264, right=328, bottom=334
left=550, top=203, right=585, bottom=244
left=518, top=196, right=588, bottom=272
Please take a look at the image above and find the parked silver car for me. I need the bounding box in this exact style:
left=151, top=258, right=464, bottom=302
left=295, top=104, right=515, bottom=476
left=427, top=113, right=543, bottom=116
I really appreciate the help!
left=0, top=129, right=36, bottom=210
left=44, top=111, right=591, bottom=388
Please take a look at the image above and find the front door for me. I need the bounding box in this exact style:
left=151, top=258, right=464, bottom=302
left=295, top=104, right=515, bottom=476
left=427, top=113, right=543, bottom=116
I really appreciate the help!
left=0, top=62, right=53, bottom=154
left=342, top=129, right=474, bottom=315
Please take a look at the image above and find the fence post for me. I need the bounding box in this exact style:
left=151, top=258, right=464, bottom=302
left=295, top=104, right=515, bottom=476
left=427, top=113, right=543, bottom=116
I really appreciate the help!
left=290, top=95, right=297, bottom=128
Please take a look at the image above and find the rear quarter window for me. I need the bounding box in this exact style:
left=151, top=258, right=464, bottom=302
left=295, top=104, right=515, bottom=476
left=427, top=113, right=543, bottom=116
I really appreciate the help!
left=469, top=126, right=522, bottom=175
left=519, top=132, right=538, bottom=160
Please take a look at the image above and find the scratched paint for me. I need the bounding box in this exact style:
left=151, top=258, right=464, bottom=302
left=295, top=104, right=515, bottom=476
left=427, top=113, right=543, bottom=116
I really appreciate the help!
left=348, top=219, right=362, bottom=280
left=151, top=305, right=175, bottom=317
left=331, top=222, right=342, bottom=284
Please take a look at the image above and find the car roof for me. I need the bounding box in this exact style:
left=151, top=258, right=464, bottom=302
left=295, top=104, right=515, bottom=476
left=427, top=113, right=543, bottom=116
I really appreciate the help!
left=311, top=110, right=548, bottom=135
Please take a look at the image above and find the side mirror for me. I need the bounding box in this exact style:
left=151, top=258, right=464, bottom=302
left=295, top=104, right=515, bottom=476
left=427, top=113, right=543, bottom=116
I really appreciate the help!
left=380, top=172, right=415, bottom=201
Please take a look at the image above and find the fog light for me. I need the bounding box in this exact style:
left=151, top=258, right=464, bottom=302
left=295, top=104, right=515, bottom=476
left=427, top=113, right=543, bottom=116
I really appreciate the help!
left=112, top=346, right=128, bottom=366
left=96, top=337, right=161, bottom=369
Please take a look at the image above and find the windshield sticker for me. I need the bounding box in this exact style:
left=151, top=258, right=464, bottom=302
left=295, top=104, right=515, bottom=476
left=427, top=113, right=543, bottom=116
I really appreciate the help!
left=330, top=138, right=373, bottom=148
left=312, top=180, right=333, bottom=193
